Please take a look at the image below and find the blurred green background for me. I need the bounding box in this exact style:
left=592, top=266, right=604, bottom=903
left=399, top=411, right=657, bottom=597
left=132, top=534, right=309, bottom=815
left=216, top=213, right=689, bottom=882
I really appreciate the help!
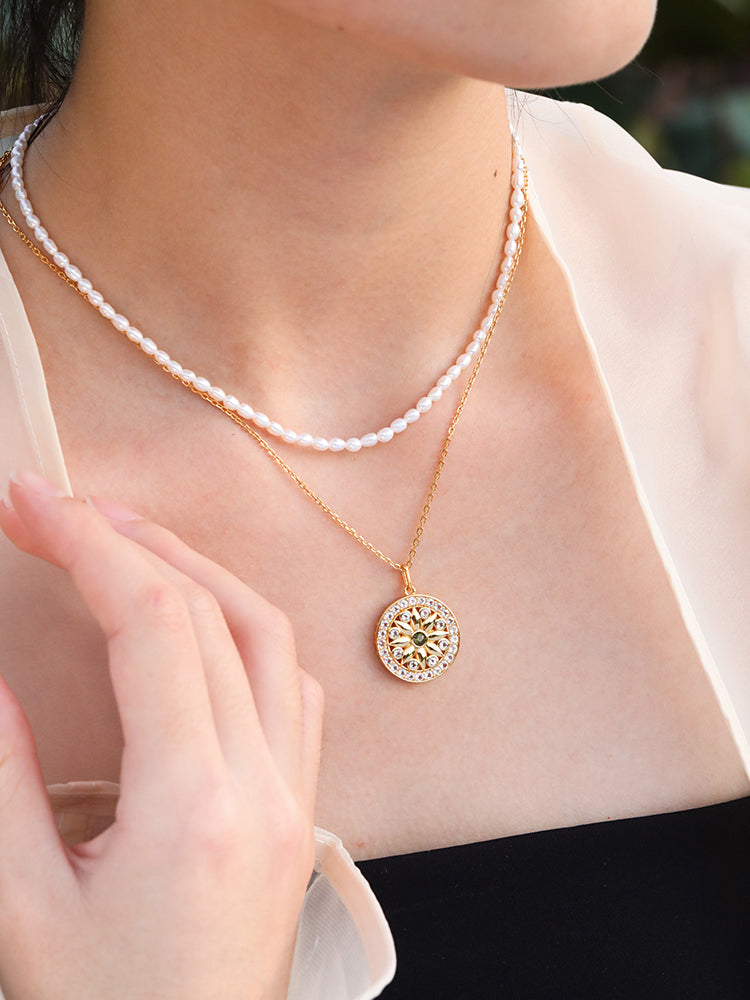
left=546, top=0, right=750, bottom=185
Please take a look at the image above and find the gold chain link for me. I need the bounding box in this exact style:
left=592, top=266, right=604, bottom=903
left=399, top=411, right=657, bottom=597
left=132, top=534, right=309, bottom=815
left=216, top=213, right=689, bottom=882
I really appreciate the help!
left=0, top=146, right=528, bottom=582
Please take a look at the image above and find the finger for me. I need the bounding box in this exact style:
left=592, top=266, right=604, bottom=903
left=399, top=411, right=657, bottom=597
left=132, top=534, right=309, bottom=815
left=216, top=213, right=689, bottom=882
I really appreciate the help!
left=3, top=475, right=227, bottom=790
left=0, top=673, right=70, bottom=903
left=98, top=535, right=268, bottom=777
left=298, top=671, right=324, bottom=817
left=87, top=496, right=308, bottom=795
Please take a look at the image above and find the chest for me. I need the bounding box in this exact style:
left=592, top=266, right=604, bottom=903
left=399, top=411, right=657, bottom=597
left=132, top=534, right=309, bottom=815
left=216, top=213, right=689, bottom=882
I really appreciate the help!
left=2, top=362, right=746, bottom=859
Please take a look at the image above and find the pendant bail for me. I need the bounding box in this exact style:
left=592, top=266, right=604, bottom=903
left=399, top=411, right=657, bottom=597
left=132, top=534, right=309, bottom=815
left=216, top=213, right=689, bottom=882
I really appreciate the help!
left=401, top=564, right=415, bottom=596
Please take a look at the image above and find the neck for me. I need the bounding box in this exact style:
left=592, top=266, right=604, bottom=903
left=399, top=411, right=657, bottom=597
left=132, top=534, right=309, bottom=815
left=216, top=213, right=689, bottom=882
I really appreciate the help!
left=20, top=1, right=514, bottom=426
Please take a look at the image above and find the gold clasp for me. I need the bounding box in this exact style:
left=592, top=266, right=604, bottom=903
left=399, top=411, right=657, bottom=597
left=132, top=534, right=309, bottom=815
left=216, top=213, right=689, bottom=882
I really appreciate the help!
left=401, top=564, right=415, bottom=596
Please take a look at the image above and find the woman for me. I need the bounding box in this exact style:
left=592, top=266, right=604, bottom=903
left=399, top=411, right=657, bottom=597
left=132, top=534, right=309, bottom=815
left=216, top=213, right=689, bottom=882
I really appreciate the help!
left=0, top=1, right=748, bottom=997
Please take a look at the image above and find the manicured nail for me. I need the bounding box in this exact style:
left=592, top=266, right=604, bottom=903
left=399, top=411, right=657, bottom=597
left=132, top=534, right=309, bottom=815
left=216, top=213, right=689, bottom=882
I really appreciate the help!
left=86, top=495, right=144, bottom=523
left=10, top=471, right=68, bottom=498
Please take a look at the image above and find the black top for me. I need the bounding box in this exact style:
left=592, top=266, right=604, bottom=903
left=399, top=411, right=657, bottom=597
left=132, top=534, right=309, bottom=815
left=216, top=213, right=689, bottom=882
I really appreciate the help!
left=357, top=796, right=750, bottom=999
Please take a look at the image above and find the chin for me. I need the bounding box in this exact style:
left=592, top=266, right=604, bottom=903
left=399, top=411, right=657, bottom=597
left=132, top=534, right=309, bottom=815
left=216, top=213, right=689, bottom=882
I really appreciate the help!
left=490, top=3, right=660, bottom=89
left=269, top=0, right=658, bottom=89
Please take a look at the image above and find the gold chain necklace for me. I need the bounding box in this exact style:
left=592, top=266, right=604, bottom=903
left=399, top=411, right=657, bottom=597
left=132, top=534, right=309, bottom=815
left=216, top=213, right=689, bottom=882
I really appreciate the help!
left=0, top=144, right=528, bottom=683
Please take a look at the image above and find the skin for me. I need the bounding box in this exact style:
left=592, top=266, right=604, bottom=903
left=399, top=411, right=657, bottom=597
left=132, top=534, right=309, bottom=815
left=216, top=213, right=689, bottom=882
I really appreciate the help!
left=0, top=0, right=748, bottom=995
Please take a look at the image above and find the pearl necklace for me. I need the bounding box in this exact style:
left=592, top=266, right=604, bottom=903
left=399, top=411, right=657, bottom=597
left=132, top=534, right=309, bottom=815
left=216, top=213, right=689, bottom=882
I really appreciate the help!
left=0, top=126, right=528, bottom=684
left=8, top=115, right=527, bottom=454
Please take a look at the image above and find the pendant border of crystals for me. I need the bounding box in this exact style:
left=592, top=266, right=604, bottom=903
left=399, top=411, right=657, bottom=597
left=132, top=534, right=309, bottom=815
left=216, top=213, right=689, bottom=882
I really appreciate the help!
left=376, top=594, right=460, bottom=683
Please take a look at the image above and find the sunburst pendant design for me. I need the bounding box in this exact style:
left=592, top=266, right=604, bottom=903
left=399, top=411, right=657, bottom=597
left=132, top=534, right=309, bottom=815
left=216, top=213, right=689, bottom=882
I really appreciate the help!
left=375, top=594, right=460, bottom=683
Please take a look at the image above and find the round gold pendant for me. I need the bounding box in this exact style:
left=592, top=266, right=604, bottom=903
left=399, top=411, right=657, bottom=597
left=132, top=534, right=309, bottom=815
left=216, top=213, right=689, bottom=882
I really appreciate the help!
left=375, top=594, right=460, bottom=683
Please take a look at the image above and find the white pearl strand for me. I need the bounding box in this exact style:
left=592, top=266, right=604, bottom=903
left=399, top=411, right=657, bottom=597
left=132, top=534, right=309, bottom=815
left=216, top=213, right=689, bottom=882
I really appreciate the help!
left=10, top=117, right=527, bottom=454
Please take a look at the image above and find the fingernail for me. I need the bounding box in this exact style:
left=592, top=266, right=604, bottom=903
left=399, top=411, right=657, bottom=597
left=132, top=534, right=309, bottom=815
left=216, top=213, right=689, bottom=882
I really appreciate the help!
left=86, top=495, right=144, bottom=522
left=0, top=495, right=13, bottom=512
left=10, top=471, right=68, bottom=498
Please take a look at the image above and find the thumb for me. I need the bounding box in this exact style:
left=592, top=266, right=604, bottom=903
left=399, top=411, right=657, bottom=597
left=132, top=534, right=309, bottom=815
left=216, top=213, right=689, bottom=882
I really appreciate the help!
left=0, top=675, right=69, bottom=903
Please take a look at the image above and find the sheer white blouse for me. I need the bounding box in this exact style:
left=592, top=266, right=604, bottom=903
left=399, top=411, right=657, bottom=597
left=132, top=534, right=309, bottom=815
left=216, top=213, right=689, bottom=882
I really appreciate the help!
left=0, top=93, right=748, bottom=999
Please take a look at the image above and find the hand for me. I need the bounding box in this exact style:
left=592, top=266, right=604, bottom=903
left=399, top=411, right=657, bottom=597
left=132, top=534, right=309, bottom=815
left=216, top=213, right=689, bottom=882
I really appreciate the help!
left=0, top=472, right=324, bottom=1000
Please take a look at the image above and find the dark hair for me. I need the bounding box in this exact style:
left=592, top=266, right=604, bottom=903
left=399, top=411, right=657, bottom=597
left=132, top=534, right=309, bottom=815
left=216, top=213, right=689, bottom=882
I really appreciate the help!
left=1, top=0, right=84, bottom=112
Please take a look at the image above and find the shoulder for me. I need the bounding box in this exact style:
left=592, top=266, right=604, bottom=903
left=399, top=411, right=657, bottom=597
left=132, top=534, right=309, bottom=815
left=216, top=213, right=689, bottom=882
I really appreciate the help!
left=514, top=91, right=750, bottom=260
left=514, top=92, right=749, bottom=350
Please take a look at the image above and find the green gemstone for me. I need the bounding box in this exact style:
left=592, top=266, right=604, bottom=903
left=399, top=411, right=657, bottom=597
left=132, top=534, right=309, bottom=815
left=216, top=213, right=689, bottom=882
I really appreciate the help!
left=412, top=630, right=428, bottom=647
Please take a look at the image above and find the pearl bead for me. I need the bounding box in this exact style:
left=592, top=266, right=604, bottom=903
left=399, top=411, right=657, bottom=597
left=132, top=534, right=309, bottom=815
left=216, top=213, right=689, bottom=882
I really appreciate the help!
left=6, top=122, right=529, bottom=456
